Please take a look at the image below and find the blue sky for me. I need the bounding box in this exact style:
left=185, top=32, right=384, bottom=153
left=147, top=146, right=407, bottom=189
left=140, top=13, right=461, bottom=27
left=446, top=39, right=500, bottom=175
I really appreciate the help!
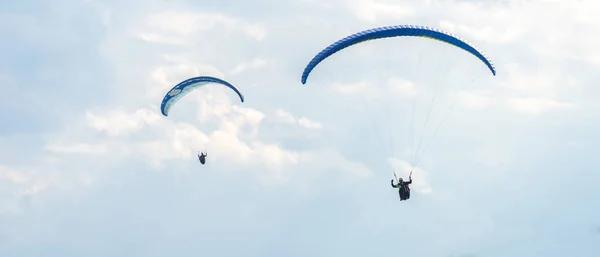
left=1, top=0, right=599, bottom=256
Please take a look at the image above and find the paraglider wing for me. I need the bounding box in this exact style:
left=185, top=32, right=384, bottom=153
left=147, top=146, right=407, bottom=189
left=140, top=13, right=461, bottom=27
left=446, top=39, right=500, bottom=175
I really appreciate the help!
left=300, top=25, right=496, bottom=84
left=160, top=76, right=245, bottom=116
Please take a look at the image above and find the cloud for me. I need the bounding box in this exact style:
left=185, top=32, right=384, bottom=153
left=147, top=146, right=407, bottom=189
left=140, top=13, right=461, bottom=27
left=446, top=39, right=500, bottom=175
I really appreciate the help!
left=136, top=11, right=267, bottom=45
left=273, top=109, right=322, bottom=129
left=46, top=143, right=109, bottom=155
left=438, top=9, right=524, bottom=44
left=349, top=0, right=415, bottom=22
left=433, top=0, right=600, bottom=68
left=0, top=164, right=95, bottom=215
left=508, top=97, right=576, bottom=115
left=85, top=109, right=162, bottom=137
left=230, top=58, right=268, bottom=74
left=456, top=90, right=495, bottom=110
left=387, top=77, right=419, bottom=97
left=2, top=0, right=600, bottom=256
left=43, top=101, right=333, bottom=185
left=298, top=117, right=322, bottom=129
left=330, top=81, right=371, bottom=95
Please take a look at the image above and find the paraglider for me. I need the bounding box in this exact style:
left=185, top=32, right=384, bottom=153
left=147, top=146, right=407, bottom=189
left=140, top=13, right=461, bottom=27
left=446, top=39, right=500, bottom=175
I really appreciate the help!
left=300, top=25, right=497, bottom=202
left=160, top=76, right=244, bottom=166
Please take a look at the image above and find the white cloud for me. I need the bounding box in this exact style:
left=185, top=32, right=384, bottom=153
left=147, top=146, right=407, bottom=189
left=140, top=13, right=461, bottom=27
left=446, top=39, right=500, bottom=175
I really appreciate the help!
left=230, top=105, right=266, bottom=128
left=498, top=63, right=572, bottom=98
left=137, top=32, right=188, bottom=45
left=508, top=97, right=575, bottom=115
left=456, top=90, right=495, bottom=110
left=0, top=165, right=93, bottom=214
left=387, top=77, right=418, bottom=97
left=298, top=117, right=322, bottom=129
left=45, top=142, right=109, bottom=155
left=0, top=167, right=30, bottom=184
left=274, top=109, right=296, bottom=124
left=85, top=109, right=162, bottom=137
left=349, top=0, right=414, bottom=22
left=452, top=63, right=580, bottom=114
left=331, top=78, right=419, bottom=100
left=230, top=58, right=268, bottom=74
left=255, top=142, right=300, bottom=167
left=435, top=0, right=600, bottom=67
left=4, top=0, right=600, bottom=255
left=45, top=103, right=328, bottom=183
left=82, top=107, right=254, bottom=163
left=242, top=23, right=268, bottom=41
left=274, top=109, right=322, bottom=129
left=438, top=9, right=524, bottom=44
left=330, top=81, right=371, bottom=94
left=136, top=11, right=267, bottom=45
left=194, top=94, right=247, bottom=124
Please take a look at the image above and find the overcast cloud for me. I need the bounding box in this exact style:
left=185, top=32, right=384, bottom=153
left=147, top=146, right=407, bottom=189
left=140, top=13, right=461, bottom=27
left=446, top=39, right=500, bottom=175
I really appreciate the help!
left=1, top=0, right=599, bottom=256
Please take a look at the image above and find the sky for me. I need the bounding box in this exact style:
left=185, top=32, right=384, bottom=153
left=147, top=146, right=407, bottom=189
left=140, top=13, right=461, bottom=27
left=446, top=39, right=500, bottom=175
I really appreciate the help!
left=1, top=0, right=599, bottom=256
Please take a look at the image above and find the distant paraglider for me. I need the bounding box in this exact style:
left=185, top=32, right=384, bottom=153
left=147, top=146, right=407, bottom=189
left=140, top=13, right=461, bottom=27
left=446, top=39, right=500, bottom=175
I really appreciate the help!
left=198, top=151, right=207, bottom=165
left=160, top=76, right=245, bottom=166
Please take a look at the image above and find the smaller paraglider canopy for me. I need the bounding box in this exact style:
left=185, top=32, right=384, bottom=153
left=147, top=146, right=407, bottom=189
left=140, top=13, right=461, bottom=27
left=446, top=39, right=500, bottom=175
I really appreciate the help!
left=160, top=76, right=245, bottom=117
